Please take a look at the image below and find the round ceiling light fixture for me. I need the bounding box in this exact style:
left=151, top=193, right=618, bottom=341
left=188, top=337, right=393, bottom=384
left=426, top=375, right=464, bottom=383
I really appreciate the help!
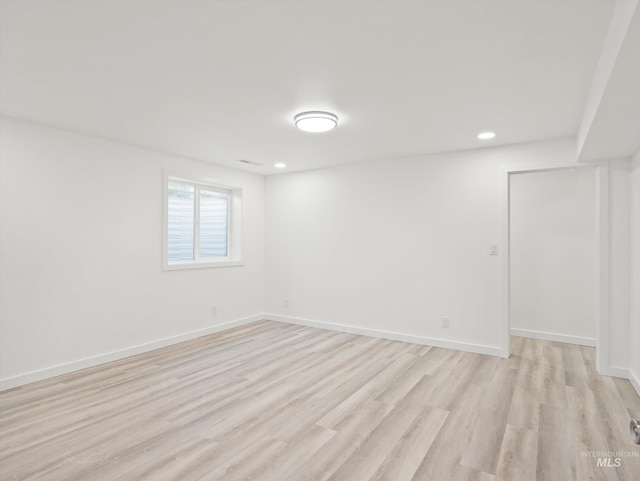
left=294, top=111, right=338, bottom=133
left=477, top=131, right=496, bottom=140
left=274, top=162, right=287, bottom=169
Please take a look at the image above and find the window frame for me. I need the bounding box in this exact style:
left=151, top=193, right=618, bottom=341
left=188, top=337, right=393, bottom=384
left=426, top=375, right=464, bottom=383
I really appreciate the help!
left=163, top=172, right=243, bottom=270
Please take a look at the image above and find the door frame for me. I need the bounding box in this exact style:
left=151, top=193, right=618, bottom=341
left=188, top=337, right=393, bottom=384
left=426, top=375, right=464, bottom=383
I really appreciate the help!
left=500, top=162, right=608, bottom=374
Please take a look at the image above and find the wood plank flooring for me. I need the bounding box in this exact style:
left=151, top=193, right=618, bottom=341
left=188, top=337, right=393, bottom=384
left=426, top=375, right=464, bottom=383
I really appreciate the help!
left=1, top=320, right=639, bottom=481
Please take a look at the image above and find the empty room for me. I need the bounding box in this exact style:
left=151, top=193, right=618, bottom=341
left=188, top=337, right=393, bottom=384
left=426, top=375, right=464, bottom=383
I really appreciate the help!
left=1, top=1, right=639, bottom=480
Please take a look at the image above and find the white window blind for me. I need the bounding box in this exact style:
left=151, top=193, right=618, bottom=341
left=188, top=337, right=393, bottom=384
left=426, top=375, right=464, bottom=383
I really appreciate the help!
left=199, top=189, right=229, bottom=258
left=167, top=180, right=230, bottom=263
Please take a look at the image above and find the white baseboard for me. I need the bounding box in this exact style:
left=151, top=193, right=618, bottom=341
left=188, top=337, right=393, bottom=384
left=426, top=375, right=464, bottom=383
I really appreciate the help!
left=510, top=328, right=596, bottom=347
left=628, top=369, right=640, bottom=397
left=0, top=314, right=263, bottom=392
left=601, top=365, right=631, bottom=379
left=265, top=314, right=504, bottom=357
left=593, top=365, right=640, bottom=395
left=510, top=330, right=639, bottom=393
left=5, top=313, right=634, bottom=397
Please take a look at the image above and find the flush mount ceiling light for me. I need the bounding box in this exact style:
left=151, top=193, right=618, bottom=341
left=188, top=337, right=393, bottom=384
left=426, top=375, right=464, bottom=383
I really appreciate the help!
left=274, top=162, right=287, bottom=169
left=294, top=111, right=338, bottom=133
left=477, top=131, right=496, bottom=140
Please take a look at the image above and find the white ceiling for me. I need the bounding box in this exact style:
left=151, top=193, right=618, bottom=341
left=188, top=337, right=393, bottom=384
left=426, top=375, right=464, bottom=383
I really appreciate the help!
left=0, top=0, right=616, bottom=174
left=577, top=1, right=640, bottom=162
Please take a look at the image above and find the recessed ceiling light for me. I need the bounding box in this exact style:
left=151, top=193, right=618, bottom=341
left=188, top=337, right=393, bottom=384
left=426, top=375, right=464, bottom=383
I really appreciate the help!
left=477, top=132, right=496, bottom=140
left=294, top=111, right=338, bottom=133
left=274, top=162, right=287, bottom=169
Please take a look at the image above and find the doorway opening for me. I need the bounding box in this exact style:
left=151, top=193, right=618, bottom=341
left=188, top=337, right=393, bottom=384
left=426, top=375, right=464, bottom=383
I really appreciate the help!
left=500, top=164, right=608, bottom=373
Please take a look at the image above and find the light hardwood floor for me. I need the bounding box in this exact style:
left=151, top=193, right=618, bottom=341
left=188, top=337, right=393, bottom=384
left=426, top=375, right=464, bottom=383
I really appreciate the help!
left=1, top=320, right=639, bottom=481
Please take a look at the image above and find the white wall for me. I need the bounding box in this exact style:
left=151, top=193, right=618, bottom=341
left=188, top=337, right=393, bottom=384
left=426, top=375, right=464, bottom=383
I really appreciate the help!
left=630, top=151, right=640, bottom=392
left=0, top=117, right=265, bottom=388
left=608, top=159, right=632, bottom=372
left=1, top=118, right=634, bottom=389
left=265, top=138, right=577, bottom=353
left=509, top=168, right=596, bottom=344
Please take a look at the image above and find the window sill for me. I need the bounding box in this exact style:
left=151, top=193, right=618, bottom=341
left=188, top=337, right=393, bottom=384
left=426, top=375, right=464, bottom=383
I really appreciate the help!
left=163, top=259, right=244, bottom=271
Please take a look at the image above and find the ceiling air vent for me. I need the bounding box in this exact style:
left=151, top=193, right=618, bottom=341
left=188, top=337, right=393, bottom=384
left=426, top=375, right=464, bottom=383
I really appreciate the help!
left=236, top=159, right=263, bottom=166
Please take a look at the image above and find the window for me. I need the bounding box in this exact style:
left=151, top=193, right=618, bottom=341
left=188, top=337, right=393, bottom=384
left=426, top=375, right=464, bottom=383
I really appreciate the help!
left=164, top=174, right=242, bottom=269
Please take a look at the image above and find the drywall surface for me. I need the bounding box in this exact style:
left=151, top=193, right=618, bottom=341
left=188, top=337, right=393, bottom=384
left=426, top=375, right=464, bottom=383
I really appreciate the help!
left=510, top=168, right=596, bottom=343
left=0, top=117, right=265, bottom=386
left=608, top=160, right=632, bottom=370
left=265, top=138, right=577, bottom=351
left=577, top=0, right=638, bottom=159
left=631, top=152, right=640, bottom=391
left=1, top=118, right=633, bottom=387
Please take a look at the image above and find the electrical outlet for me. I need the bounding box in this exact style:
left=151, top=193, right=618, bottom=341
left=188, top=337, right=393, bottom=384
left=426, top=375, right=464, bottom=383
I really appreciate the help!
left=211, top=306, right=217, bottom=317
left=441, top=316, right=450, bottom=328
left=284, top=299, right=290, bottom=308
left=489, top=243, right=499, bottom=256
